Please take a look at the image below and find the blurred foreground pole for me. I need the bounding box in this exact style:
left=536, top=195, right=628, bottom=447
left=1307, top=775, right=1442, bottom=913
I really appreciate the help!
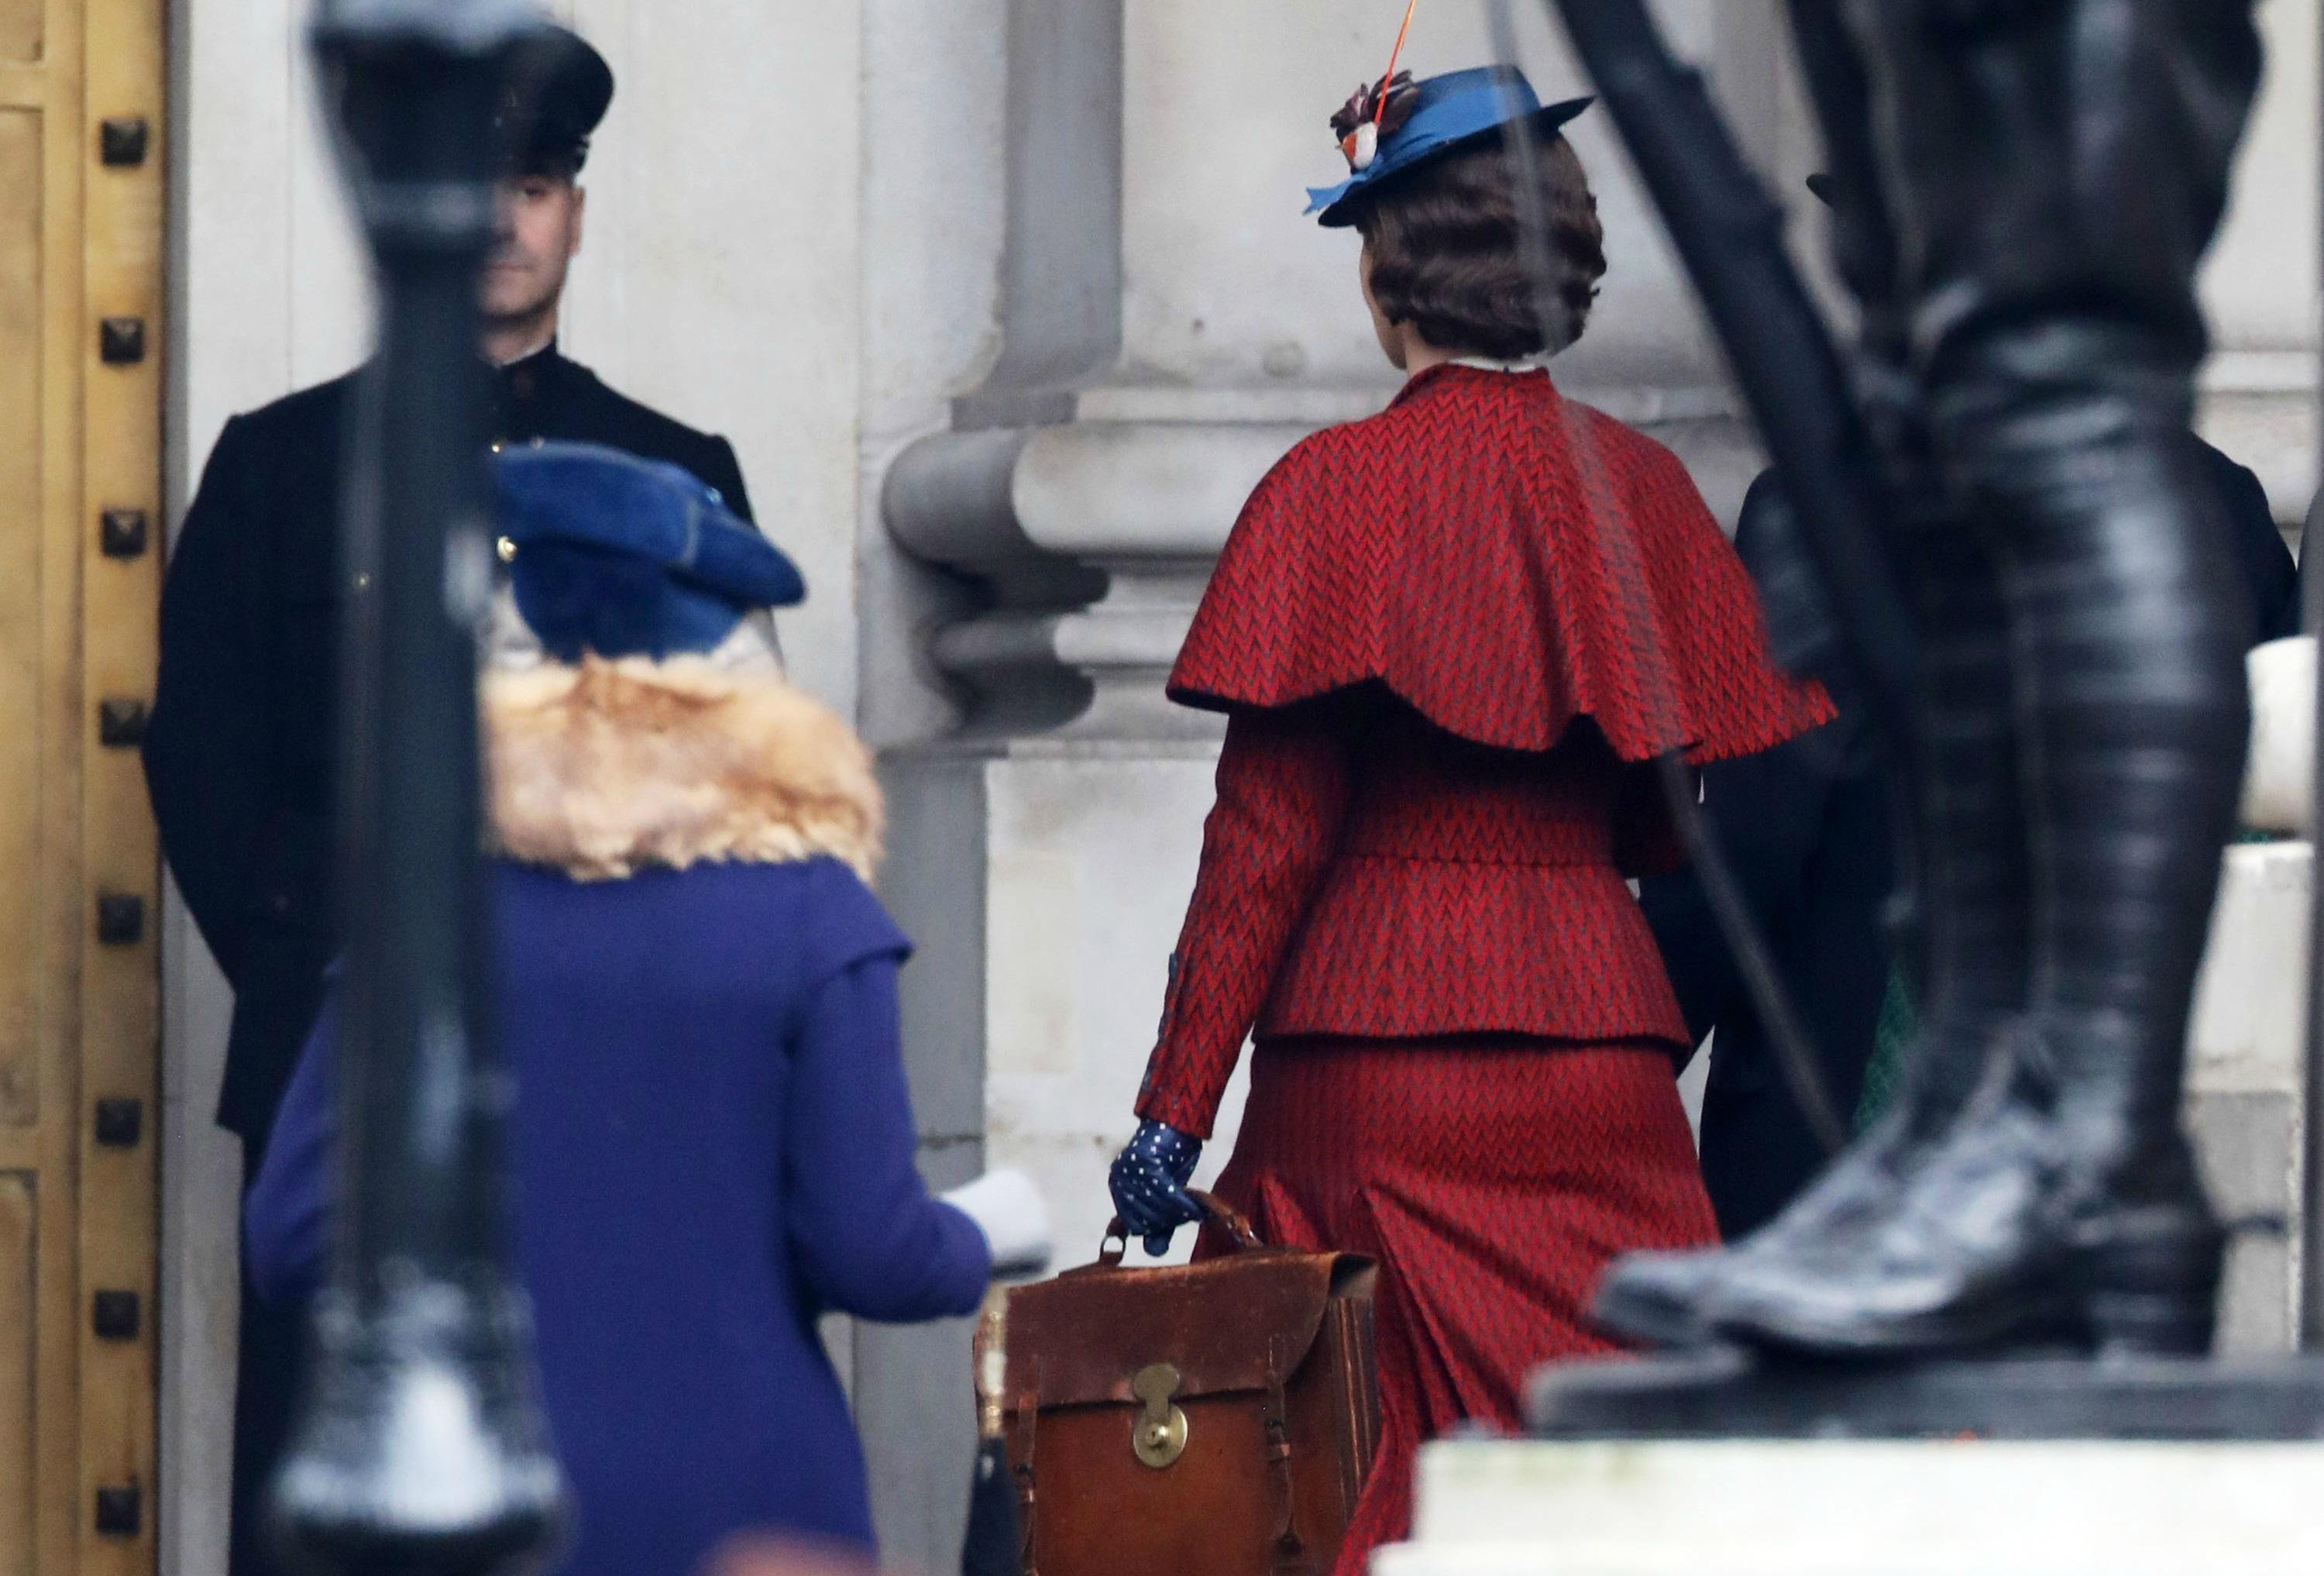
left=2308, top=137, right=2324, bottom=1353
left=1541, top=0, right=1917, bottom=752
left=1534, top=0, right=1914, bottom=1148
left=2307, top=0, right=2324, bottom=1351
left=271, top=2, right=569, bottom=1571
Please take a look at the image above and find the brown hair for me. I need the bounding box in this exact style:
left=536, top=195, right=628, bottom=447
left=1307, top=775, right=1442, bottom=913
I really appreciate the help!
left=1353, top=133, right=1607, bottom=361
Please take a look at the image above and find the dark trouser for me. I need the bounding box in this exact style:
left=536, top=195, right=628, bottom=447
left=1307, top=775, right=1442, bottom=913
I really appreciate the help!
left=230, top=1154, right=308, bottom=1576
left=1700, top=1048, right=1869, bottom=1240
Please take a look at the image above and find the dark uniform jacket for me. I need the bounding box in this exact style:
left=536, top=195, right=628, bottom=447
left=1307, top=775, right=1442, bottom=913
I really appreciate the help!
left=1643, top=441, right=2295, bottom=1241
left=146, top=344, right=753, bottom=1157
left=1637, top=474, right=1893, bottom=1240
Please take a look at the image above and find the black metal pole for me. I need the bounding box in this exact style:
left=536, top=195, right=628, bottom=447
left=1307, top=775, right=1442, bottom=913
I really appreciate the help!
left=1479, top=0, right=1846, bottom=1151
left=272, top=3, right=568, bottom=1571
left=2305, top=295, right=2324, bottom=1354
left=2303, top=0, right=2324, bottom=1348
left=1541, top=0, right=1918, bottom=756
left=1530, top=0, right=1932, bottom=1146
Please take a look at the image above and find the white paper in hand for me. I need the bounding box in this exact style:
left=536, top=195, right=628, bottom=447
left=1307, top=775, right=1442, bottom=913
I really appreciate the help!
left=943, top=1169, right=1054, bottom=1278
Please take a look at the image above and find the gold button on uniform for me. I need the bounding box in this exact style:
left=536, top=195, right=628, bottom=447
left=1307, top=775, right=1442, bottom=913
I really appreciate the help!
left=497, top=536, right=518, bottom=564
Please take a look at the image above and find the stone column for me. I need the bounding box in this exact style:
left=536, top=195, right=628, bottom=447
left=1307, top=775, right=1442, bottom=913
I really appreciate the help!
left=2177, top=0, right=2323, bottom=1355
left=2195, top=0, right=2322, bottom=529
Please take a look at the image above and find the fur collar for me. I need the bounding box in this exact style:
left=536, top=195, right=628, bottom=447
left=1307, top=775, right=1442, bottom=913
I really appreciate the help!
left=484, top=657, right=882, bottom=883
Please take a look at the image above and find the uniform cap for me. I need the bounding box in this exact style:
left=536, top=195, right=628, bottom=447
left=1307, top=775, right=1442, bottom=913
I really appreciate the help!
left=500, top=25, right=614, bottom=176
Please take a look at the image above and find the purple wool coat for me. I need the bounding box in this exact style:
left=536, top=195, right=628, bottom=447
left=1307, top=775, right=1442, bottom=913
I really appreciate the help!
left=245, top=662, right=989, bottom=1574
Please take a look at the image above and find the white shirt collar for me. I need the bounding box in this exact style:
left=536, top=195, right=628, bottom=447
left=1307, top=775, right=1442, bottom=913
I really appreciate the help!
left=492, top=332, right=558, bottom=370
left=1450, top=355, right=1543, bottom=374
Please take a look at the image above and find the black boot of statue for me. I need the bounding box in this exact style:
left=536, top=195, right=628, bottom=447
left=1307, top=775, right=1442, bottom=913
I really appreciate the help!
left=1692, top=0, right=2261, bottom=1360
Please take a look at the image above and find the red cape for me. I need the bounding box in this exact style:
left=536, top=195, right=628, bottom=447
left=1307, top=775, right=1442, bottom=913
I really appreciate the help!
left=1170, top=364, right=1831, bottom=760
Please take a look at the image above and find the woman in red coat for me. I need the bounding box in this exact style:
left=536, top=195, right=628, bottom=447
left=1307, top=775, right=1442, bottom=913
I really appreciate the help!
left=1106, top=66, right=1830, bottom=1569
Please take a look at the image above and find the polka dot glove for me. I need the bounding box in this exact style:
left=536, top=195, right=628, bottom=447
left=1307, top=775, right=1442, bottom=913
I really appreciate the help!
left=1107, top=1120, right=1204, bottom=1257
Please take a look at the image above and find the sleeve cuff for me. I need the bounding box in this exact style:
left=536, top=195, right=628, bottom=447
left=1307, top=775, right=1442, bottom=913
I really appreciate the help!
left=1133, top=1085, right=1218, bottom=1142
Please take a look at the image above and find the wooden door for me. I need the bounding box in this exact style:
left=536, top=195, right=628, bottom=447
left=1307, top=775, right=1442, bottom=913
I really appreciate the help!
left=0, top=0, right=163, bottom=1567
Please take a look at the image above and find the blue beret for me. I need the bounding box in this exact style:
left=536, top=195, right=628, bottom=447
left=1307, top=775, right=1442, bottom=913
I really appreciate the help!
left=493, top=441, right=803, bottom=663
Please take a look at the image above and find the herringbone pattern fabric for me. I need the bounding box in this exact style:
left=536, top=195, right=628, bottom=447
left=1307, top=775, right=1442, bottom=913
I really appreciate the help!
left=1169, top=364, right=1831, bottom=762
left=1135, top=370, right=1826, bottom=1139
left=1134, top=703, right=1700, bottom=1139
left=1137, top=702, right=1354, bottom=1137
left=1268, top=707, right=1690, bottom=1040
left=1134, top=702, right=1720, bottom=1134
left=1199, top=1038, right=1720, bottom=1576
left=1127, top=370, right=1805, bottom=1564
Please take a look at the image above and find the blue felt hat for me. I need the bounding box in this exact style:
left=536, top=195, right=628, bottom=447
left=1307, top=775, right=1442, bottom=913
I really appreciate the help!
left=1307, top=66, right=1592, bottom=229
left=492, top=441, right=803, bottom=663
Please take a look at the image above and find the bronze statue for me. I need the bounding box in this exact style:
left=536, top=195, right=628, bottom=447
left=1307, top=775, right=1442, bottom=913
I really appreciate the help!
left=1573, top=0, right=2264, bottom=1362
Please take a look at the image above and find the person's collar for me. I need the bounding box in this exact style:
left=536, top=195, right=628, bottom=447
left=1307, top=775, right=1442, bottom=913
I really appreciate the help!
left=484, top=658, right=882, bottom=883
left=1449, top=354, right=1543, bottom=374
left=491, top=334, right=560, bottom=373
left=1391, top=357, right=1552, bottom=407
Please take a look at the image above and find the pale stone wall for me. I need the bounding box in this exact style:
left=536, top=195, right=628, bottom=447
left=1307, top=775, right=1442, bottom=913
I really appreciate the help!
left=2188, top=844, right=2314, bottom=1354
left=862, top=9, right=1804, bottom=1566
left=864, top=3, right=2324, bottom=1564
left=2200, top=0, right=2323, bottom=525
left=1116, top=3, right=1794, bottom=394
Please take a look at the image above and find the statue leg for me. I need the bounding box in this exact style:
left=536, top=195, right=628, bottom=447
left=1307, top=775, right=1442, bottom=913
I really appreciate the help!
left=1707, top=0, right=2263, bottom=1357
left=1593, top=2, right=2032, bottom=1351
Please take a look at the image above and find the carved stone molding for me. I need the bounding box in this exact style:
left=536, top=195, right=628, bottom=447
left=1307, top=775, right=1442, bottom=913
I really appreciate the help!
left=885, top=391, right=1767, bottom=742
left=888, top=417, right=1305, bottom=740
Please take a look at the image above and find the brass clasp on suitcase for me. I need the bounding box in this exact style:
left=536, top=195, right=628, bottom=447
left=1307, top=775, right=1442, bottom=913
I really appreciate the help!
left=999, top=1192, right=1380, bottom=1576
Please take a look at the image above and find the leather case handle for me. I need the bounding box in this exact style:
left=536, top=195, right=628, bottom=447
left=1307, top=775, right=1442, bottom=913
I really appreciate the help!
left=1099, top=1189, right=1265, bottom=1266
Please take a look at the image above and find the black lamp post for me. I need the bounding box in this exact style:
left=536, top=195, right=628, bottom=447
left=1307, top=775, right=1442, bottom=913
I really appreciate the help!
left=270, top=2, right=568, bottom=1571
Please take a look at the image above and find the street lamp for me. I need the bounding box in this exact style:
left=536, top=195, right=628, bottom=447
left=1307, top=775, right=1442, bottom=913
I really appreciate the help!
left=270, top=3, right=568, bottom=1571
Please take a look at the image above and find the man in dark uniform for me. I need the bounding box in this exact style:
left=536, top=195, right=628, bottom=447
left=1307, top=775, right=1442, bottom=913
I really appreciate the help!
left=1640, top=470, right=1896, bottom=1241
left=143, top=28, right=753, bottom=1574
left=1644, top=445, right=2295, bottom=1243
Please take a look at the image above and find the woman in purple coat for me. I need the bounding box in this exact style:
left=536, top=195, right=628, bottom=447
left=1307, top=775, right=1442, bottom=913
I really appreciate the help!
left=245, top=444, right=1047, bottom=1574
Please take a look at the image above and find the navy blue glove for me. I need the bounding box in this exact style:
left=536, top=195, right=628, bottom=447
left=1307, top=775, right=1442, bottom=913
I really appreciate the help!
left=1108, top=1120, right=1204, bottom=1257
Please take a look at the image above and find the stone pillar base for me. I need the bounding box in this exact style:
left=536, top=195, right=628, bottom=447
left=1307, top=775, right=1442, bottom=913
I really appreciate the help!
left=1381, top=1437, right=2324, bottom=1575
left=2185, top=841, right=2312, bottom=1352
left=858, top=737, right=1242, bottom=1571
left=1529, top=1350, right=2324, bottom=1440
left=879, top=737, right=1243, bottom=1261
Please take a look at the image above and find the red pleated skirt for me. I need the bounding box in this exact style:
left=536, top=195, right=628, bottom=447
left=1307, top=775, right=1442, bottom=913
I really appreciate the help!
left=1198, top=1035, right=1717, bottom=1574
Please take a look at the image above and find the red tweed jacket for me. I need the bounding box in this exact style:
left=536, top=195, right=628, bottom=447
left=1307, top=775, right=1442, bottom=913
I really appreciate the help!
left=1136, top=366, right=1831, bottom=1138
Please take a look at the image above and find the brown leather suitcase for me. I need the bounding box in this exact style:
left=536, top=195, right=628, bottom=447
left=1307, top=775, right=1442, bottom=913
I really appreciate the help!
left=999, top=1193, right=1381, bottom=1576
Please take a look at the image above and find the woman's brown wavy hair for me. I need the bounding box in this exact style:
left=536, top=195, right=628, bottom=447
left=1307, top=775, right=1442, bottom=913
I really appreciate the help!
left=1353, top=132, right=1607, bottom=361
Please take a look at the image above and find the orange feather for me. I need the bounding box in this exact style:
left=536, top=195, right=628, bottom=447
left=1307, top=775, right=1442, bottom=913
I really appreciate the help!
left=1376, top=0, right=1421, bottom=126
